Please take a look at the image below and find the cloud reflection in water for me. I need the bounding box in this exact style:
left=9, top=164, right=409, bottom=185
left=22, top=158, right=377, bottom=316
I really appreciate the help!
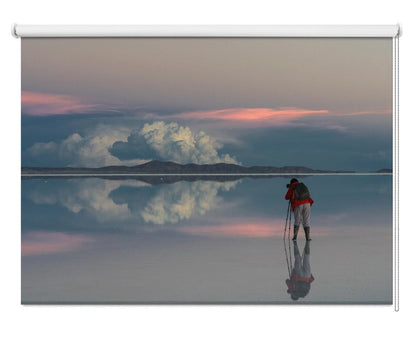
left=26, top=178, right=239, bottom=228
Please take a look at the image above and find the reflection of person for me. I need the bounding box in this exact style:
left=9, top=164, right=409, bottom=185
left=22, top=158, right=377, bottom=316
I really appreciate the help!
left=286, top=241, right=314, bottom=301
left=285, top=178, right=314, bottom=241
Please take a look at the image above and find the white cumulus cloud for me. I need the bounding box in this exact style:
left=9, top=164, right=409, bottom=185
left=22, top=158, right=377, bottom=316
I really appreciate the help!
left=27, top=126, right=146, bottom=168
left=123, top=121, right=239, bottom=165
left=28, top=122, right=239, bottom=167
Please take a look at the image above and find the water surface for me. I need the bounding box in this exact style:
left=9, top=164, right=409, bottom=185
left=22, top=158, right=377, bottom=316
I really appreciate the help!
left=21, top=175, right=392, bottom=304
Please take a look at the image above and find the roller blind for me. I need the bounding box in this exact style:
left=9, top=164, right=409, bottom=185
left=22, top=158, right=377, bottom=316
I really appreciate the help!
left=13, top=24, right=400, bottom=37
left=17, top=25, right=399, bottom=309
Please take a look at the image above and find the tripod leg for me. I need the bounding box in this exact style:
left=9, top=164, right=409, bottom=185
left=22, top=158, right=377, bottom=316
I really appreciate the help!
left=284, top=201, right=290, bottom=238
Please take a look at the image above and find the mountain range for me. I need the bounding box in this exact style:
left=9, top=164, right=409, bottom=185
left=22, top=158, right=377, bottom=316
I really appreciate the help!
left=22, top=160, right=359, bottom=175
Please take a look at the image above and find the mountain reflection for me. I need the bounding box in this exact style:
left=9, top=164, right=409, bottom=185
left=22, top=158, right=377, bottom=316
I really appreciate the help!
left=23, top=175, right=392, bottom=234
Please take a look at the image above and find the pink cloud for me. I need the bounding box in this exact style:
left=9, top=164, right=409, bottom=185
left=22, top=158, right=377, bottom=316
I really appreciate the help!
left=21, top=91, right=102, bottom=116
left=22, top=231, right=93, bottom=256
left=339, top=110, right=392, bottom=116
left=170, top=107, right=328, bottom=126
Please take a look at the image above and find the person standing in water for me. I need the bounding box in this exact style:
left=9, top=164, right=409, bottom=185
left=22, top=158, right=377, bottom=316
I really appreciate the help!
left=285, top=178, right=314, bottom=241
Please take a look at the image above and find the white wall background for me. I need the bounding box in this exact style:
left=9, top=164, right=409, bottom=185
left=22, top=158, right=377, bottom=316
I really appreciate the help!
left=0, top=1, right=413, bottom=336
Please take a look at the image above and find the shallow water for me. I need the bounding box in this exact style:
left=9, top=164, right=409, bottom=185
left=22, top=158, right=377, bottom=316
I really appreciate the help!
left=21, top=175, right=392, bottom=304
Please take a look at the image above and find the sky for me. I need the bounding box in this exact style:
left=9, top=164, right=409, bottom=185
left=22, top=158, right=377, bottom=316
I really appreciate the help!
left=21, top=38, right=393, bottom=171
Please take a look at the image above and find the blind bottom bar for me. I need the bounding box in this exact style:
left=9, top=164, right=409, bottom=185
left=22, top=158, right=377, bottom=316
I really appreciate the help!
left=12, top=24, right=401, bottom=38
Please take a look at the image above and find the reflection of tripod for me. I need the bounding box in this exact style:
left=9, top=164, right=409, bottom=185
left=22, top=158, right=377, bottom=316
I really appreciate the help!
left=283, top=200, right=293, bottom=277
left=283, top=228, right=293, bottom=280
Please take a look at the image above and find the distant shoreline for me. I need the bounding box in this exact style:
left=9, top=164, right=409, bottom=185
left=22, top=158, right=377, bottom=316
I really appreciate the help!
left=21, top=160, right=392, bottom=176
left=21, top=173, right=392, bottom=177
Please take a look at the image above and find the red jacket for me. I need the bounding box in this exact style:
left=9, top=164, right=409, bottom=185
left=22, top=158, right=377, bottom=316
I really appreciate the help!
left=285, top=181, right=314, bottom=211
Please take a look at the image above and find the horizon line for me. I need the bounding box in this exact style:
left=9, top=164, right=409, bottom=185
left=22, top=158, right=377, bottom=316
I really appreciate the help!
left=21, top=173, right=393, bottom=177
